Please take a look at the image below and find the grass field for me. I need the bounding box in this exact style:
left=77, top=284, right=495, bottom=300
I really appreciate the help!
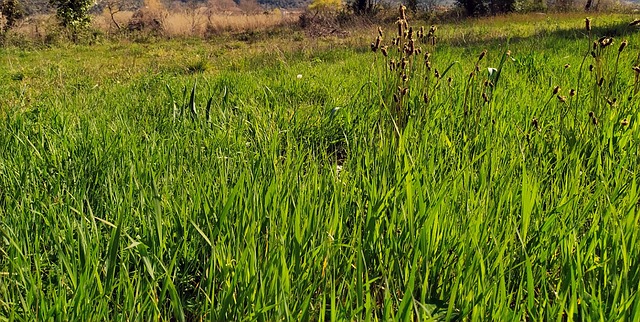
left=1, top=12, right=640, bottom=321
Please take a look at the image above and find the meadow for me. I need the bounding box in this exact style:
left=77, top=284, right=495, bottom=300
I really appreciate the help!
left=1, top=11, right=640, bottom=321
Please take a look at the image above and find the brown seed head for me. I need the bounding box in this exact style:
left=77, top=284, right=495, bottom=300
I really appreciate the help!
left=569, top=89, right=576, bottom=97
left=585, top=17, right=591, bottom=31
left=564, top=64, right=570, bottom=69
left=599, top=37, right=613, bottom=48
left=435, top=69, right=440, bottom=79
left=378, top=26, right=383, bottom=37
left=591, top=51, right=597, bottom=58
left=381, top=46, right=388, bottom=57
left=589, top=64, right=594, bottom=72
left=553, top=86, right=561, bottom=95
left=506, top=50, right=512, bottom=57
left=532, top=118, right=539, bottom=130
left=423, top=93, right=429, bottom=104
left=400, top=5, right=406, bottom=20
left=598, top=77, right=604, bottom=87
left=478, top=50, right=487, bottom=61
left=621, top=118, right=629, bottom=126
left=629, top=19, right=640, bottom=27
left=633, top=66, right=640, bottom=73
left=557, top=95, right=566, bottom=103
left=482, top=92, right=489, bottom=103
left=619, top=40, right=628, bottom=53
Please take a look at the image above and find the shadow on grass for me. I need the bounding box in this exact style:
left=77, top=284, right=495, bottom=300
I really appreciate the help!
left=445, top=20, right=640, bottom=48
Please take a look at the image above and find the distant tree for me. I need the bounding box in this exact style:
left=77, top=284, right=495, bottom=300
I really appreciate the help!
left=49, top=0, right=93, bottom=28
left=0, top=0, right=25, bottom=31
left=308, top=0, right=341, bottom=11
left=350, top=0, right=374, bottom=14
left=406, top=0, right=417, bottom=12
left=457, top=0, right=514, bottom=16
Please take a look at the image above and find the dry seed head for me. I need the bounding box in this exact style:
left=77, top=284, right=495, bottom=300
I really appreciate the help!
left=564, top=64, right=570, bottom=69
left=621, top=118, right=629, bottom=126
left=375, top=36, right=381, bottom=49
left=393, top=93, right=399, bottom=102
left=381, top=46, right=388, bottom=57
left=400, top=5, right=406, bottom=20
left=402, top=74, right=408, bottom=82
left=397, top=20, right=404, bottom=38
left=585, top=17, right=591, bottom=31
left=419, top=26, right=425, bottom=38
left=378, top=26, right=383, bottom=37
left=482, top=92, right=489, bottom=103
left=633, top=66, right=640, bottom=73
left=423, top=93, right=429, bottom=104
left=557, top=95, right=566, bottom=103
left=593, top=41, right=598, bottom=50
left=591, top=51, right=597, bottom=58
left=599, top=37, right=613, bottom=48
left=598, top=77, right=604, bottom=87
left=532, top=118, right=539, bottom=130
left=400, top=87, right=408, bottom=96
left=619, top=40, right=628, bottom=53
left=429, top=25, right=437, bottom=35
left=506, top=50, right=512, bottom=56
left=607, top=98, right=617, bottom=107
left=401, top=59, right=408, bottom=70
left=425, top=60, right=431, bottom=70
left=435, top=69, right=440, bottom=78
left=408, top=27, right=414, bottom=39
left=553, top=86, right=561, bottom=95
left=589, top=64, right=594, bottom=72
left=370, top=43, right=377, bottom=52
left=570, top=89, right=576, bottom=96
left=630, top=19, right=640, bottom=27
left=447, top=77, right=453, bottom=85
left=591, top=115, right=598, bottom=125
left=478, top=50, right=487, bottom=61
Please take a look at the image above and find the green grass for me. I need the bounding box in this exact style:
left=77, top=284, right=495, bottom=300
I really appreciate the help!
left=1, top=13, right=640, bottom=321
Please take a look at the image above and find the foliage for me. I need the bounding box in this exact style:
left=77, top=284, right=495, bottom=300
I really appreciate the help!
left=0, top=0, right=24, bottom=31
left=457, top=0, right=516, bottom=16
left=49, top=0, right=93, bottom=28
left=308, top=0, right=342, bottom=11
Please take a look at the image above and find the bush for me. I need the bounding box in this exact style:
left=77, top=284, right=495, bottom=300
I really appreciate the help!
left=49, top=0, right=93, bottom=28
left=0, top=0, right=24, bottom=32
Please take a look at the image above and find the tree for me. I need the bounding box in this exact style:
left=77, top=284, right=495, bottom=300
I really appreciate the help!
left=49, top=0, right=93, bottom=28
left=0, top=0, right=25, bottom=31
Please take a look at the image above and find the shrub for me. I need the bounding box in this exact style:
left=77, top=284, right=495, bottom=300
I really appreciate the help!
left=49, top=0, right=93, bottom=28
left=0, top=0, right=24, bottom=32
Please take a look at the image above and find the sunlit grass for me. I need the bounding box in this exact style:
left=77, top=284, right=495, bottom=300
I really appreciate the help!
left=0, top=12, right=639, bottom=321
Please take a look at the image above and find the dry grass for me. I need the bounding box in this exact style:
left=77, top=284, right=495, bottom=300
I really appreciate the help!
left=95, top=8, right=300, bottom=37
